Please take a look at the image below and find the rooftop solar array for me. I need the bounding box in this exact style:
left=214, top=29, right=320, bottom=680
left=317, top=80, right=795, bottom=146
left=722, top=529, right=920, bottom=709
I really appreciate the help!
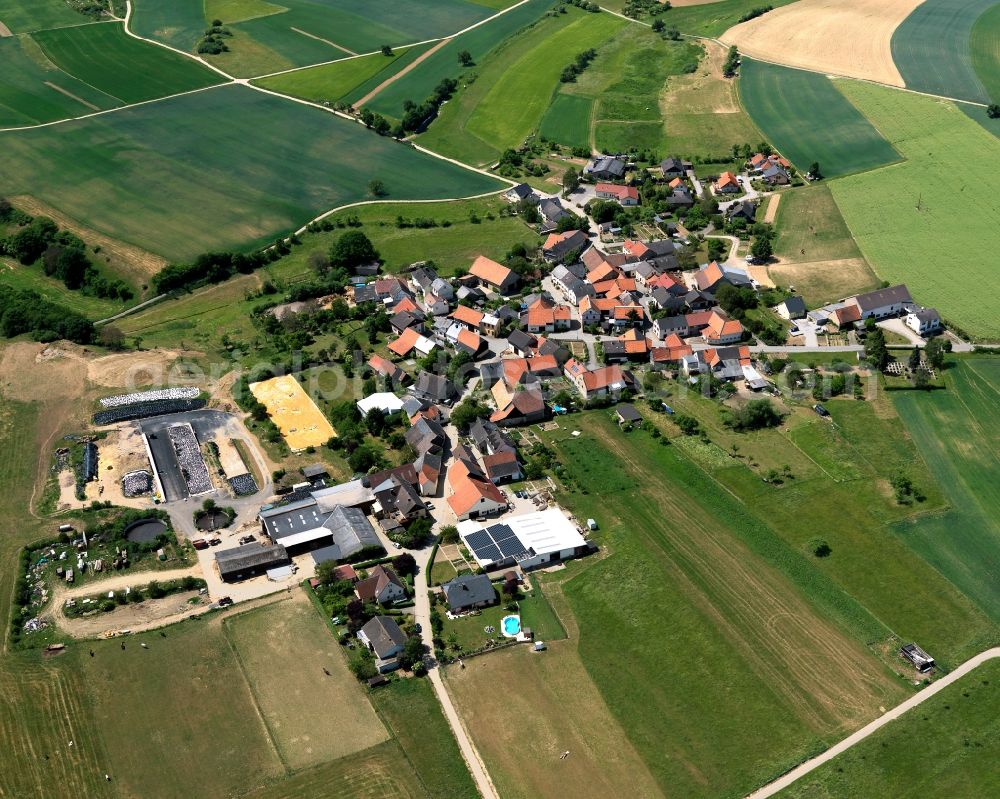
left=464, top=523, right=530, bottom=565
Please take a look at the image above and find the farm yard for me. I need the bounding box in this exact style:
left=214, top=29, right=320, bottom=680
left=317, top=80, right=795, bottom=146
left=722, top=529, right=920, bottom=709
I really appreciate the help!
left=892, top=359, right=1000, bottom=624
left=776, top=659, right=1000, bottom=798
left=722, top=0, right=923, bottom=87
left=540, top=413, right=910, bottom=798
left=739, top=59, right=900, bottom=177
left=249, top=374, right=337, bottom=451
left=828, top=82, right=1000, bottom=340
left=0, top=85, right=505, bottom=261
left=891, top=0, right=997, bottom=104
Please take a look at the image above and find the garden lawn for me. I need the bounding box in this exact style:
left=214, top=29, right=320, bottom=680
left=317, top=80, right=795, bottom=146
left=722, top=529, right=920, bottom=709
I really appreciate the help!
left=0, top=85, right=505, bottom=262
left=543, top=413, right=909, bottom=798
left=538, top=93, right=593, bottom=150
left=255, top=45, right=430, bottom=104
left=777, top=660, right=1000, bottom=798
left=829, top=81, right=1000, bottom=340
left=32, top=23, right=223, bottom=104
left=366, top=0, right=555, bottom=124
left=0, top=0, right=84, bottom=33
left=0, top=35, right=121, bottom=127
left=891, top=0, right=995, bottom=104
left=369, top=678, right=478, bottom=798
left=892, top=358, right=1000, bottom=624
left=740, top=59, right=899, bottom=177
left=970, top=2, right=1000, bottom=102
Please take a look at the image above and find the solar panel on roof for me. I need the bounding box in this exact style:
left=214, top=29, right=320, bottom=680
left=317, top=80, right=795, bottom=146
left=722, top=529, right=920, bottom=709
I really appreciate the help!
left=497, top=536, right=529, bottom=559
left=465, top=530, right=494, bottom=552
left=474, top=544, right=502, bottom=563
left=487, top=524, right=515, bottom=543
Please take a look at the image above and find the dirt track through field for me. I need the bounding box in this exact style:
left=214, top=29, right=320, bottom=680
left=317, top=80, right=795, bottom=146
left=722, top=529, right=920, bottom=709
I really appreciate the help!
left=44, top=81, right=101, bottom=111
left=355, top=37, right=451, bottom=107
left=721, top=0, right=924, bottom=87
left=290, top=27, right=357, bottom=56
left=588, top=421, right=901, bottom=731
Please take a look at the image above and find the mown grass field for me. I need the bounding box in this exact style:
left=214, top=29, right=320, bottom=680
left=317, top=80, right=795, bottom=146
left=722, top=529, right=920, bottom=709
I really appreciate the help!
left=970, top=1, right=1000, bottom=102
left=224, top=598, right=388, bottom=770
left=645, top=0, right=799, bottom=38
left=892, top=359, right=1000, bottom=624
left=369, top=678, right=478, bottom=798
left=256, top=45, right=430, bottom=105
left=32, top=23, right=223, bottom=104
left=538, top=93, right=592, bottom=150
left=0, top=0, right=84, bottom=33
left=445, top=642, right=664, bottom=799
left=773, top=185, right=862, bottom=263
left=890, top=0, right=995, bottom=104
left=777, top=659, right=1000, bottom=798
left=540, top=413, right=909, bottom=798
left=0, top=36, right=122, bottom=127
left=366, top=0, right=554, bottom=123
left=740, top=59, right=899, bottom=177
left=829, top=82, right=1000, bottom=339
left=0, top=84, right=505, bottom=261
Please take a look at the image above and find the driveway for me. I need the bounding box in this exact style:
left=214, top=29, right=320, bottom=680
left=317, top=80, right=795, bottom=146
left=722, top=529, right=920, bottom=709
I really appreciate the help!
left=878, top=318, right=924, bottom=347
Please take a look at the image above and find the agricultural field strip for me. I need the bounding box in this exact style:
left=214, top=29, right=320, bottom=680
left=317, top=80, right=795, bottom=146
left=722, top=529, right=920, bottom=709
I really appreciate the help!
left=749, top=647, right=1000, bottom=798
left=249, top=0, right=534, bottom=82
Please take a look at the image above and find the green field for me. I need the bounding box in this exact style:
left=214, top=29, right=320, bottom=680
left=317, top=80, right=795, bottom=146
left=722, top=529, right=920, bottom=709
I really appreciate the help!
left=891, top=0, right=995, bottom=104
left=256, top=44, right=431, bottom=105
left=970, top=2, right=1000, bottom=102
left=368, top=0, right=556, bottom=126
left=32, top=23, right=223, bottom=104
left=773, top=184, right=863, bottom=263
left=644, top=0, right=799, bottom=38
left=538, top=93, right=593, bottom=150
left=740, top=59, right=899, bottom=177
left=777, top=659, right=1000, bottom=798
left=464, top=11, right=623, bottom=156
left=542, top=413, right=908, bottom=798
left=829, top=82, right=1000, bottom=339
left=0, top=258, right=127, bottom=319
left=893, top=359, right=1000, bottom=624
left=0, top=0, right=86, bottom=33
left=0, top=85, right=505, bottom=261
left=0, top=35, right=122, bottom=128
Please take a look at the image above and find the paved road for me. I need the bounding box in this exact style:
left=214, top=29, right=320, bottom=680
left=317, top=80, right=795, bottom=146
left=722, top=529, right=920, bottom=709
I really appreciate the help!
left=746, top=647, right=1000, bottom=798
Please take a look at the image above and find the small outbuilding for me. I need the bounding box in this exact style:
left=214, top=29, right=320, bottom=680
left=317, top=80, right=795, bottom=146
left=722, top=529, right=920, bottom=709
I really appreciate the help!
left=900, top=642, right=935, bottom=673
left=615, top=403, right=643, bottom=427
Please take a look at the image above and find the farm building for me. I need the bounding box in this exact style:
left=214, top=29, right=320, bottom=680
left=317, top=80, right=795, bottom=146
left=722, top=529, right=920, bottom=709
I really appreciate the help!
left=443, top=573, right=497, bottom=612
left=458, top=508, right=590, bottom=571
left=259, top=496, right=381, bottom=560
left=215, top=542, right=289, bottom=583
left=847, top=284, right=914, bottom=320
left=900, top=642, right=935, bottom=672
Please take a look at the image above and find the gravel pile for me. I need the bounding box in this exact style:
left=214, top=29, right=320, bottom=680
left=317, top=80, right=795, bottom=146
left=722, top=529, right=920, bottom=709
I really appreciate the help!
left=168, top=424, right=213, bottom=495
left=93, top=399, right=206, bottom=425
left=122, top=470, right=152, bottom=497
left=228, top=473, right=258, bottom=496
left=99, top=387, right=199, bottom=408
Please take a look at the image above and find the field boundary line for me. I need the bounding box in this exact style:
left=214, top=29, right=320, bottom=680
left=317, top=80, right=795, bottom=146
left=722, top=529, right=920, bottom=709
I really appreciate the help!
left=746, top=647, right=1000, bottom=798
left=122, top=1, right=235, bottom=81
left=42, top=81, right=101, bottom=111
left=95, top=293, right=168, bottom=325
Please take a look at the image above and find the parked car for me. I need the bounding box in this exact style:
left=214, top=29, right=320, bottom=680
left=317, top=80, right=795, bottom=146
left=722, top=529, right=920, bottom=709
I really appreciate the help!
left=813, top=403, right=830, bottom=417
left=413, top=623, right=422, bottom=634
left=238, top=535, right=255, bottom=545
left=208, top=537, right=222, bottom=546
left=392, top=541, right=402, bottom=550
left=192, top=538, right=208, bottom=550
left=217, top=596, right=233, bottom=608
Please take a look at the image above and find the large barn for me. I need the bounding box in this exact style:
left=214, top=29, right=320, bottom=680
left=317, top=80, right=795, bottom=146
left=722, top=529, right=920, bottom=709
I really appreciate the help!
left=457, top=508, right=590, bottom=571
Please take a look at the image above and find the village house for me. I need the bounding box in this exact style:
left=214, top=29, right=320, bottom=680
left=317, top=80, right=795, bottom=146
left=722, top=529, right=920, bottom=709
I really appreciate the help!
left=659, top=156, right=691, bottom=178
left=695, top=261, right=754, bottom=294
left=905, top=308, right=943, bottom=336
left=703, top=309, right=744, bottom=345
left=847, top=284, right=914, bottom=321
left=538, top=197, right=571, bottom=231
left=357, top=616, right=407, bottom=671
left=542, top=229, right=589, bottom=263
left=585, top=155, right=626, bottom=181
left=443, top=573, right=497, bottom=613
left=355, top=565, right=407, bottom=605
left=775, top=296, right=807, bottom=320
left=504, top=183, right=536, bottom=204
left=595, top=182, right=640, bottom=206
left=714, top=171, right=741, bottom=194
left=446, top=449, right=508, bottom=520
left=525, top=297, right=572, bottom=332
left=563, top=358, right=637, bottom=400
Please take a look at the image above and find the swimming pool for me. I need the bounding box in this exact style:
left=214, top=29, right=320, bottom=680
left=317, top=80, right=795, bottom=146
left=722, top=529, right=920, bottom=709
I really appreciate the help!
left=501, top=615, right=521, bottom=637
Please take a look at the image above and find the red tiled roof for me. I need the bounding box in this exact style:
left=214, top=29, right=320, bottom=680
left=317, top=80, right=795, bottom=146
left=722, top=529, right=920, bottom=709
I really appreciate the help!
left=470, top=255, right=513, bottom=288
left=451, top=304, right=484, bottom=328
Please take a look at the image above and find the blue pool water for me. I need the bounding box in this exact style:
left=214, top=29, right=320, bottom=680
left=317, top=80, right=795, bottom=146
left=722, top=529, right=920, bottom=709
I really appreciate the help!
left=502, top=615, right=521, bottom=636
